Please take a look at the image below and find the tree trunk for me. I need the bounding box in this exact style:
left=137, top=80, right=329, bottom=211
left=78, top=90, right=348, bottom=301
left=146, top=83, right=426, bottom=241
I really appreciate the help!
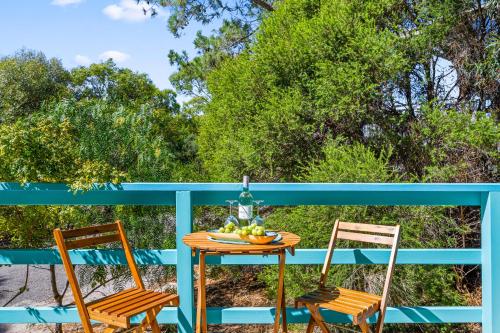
left=50, top=264, right=63, bottom=333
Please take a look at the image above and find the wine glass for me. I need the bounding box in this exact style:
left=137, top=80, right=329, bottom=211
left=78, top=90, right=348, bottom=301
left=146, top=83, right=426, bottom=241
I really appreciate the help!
left=224, top=200, right=240, bottom=229
left=252, top=200, right=264, bottom=226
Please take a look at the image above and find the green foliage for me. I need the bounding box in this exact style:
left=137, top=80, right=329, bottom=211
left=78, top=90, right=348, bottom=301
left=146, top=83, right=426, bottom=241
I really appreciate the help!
left=47, top=99, right=199, bottom=182
left=198, top=0, right=407, bottom=181
left=0, top=49, right=70, bottom=121
left=141, top=0, right=272, bottom=37
left=0, top=57, right=199, bottom=316
left=0, top=0, right=498, bottom=329
left=0, top=114, right=122, bottom=187
left=0, top=58, right=200, bottom=250
left=259, top=142, right=465, bottom=314
left=0, top=112, right=122, bottom=247
left=70, top=60, right=178, bottom=109
left=415, top=107, right=500, bottom=182
left=304, top=139, right=395, bottom=183
left=168, top=20, right=253, bottom=99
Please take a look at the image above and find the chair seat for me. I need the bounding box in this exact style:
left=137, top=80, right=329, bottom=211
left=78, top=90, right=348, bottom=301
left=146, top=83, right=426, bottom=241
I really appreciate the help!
left=296, top=286, right=381, bottom=324
left=86, top=288, right=179, bottom=328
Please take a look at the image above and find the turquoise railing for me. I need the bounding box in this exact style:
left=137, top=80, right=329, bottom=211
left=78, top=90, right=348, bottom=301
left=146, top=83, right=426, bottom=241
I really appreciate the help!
left=0, top=183, right=498, bottom=332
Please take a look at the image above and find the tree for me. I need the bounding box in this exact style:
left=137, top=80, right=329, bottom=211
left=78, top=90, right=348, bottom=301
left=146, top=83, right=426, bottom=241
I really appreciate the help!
left=0, top=49, right=69, bottom=121
left=139, top=0, right=274, bottom=106
left=141, top=0, right=274, bottom=37
left=70, top=60, right=178, bottom=109
left=260, top=141, right=467, bottom=325
left=47, top=98, right=199, bottom=182
left=198, top=0, right=407, bottom=181
left=197, top=0, right=499, bottom=180
left=0, top=114, right=123, bottom=333
left=168, top=19, right=254, bottom=99
left=0, top=51, right=201, bottom=332
left=194, top=2, right=498, bottom=331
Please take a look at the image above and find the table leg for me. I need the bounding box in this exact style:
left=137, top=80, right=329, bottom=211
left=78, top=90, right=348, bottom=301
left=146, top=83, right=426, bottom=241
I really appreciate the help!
left=197, top=251, right=207, bottom=333
left=281, top=282, right=287, bottom=332
left=274, top=250, right=286, bottom=333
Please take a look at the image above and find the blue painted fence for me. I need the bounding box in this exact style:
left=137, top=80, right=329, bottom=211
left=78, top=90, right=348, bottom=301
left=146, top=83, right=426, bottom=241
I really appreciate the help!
left=0, top=183, right=498, bottom=332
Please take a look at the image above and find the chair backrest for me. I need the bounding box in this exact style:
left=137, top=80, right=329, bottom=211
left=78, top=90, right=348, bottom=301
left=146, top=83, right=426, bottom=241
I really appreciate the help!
left=320, top=219, right=400, bottom=332
left=53, top=220, right=144, bottom=332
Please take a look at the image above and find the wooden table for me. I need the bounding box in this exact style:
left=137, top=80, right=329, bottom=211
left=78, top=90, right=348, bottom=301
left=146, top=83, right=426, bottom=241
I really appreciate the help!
left=183, top=231, right=300, bottom=333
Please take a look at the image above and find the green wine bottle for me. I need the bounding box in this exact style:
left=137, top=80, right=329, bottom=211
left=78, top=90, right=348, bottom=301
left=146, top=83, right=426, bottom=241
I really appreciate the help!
left=238, top=176, right=253, bottom=226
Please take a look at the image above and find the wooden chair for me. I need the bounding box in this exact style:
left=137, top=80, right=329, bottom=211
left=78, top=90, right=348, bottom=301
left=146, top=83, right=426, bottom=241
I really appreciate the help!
left=295, top=220, right=400, bottom=333
left=53, top=220, right=179, bottom=333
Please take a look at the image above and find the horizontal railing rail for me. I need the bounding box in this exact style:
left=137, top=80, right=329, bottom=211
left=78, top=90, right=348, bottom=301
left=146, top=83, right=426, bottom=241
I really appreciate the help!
left=0, top=306, right=483, bottom=325
left=0, top=248, right=482, bottom=265
left=0, top=182, right=498, bottom=333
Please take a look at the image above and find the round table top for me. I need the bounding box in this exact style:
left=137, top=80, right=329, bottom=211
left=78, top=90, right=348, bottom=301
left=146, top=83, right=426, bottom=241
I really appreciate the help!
left=182, top=231, right=300, bottom=254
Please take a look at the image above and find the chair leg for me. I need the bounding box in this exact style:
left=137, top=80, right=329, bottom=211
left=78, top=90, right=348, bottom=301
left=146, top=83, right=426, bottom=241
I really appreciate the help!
left=306, top=317, right=316, bottom=333
left=359, top=320, right=371, bottom=333
left=147, top=316, right=161, bottom=333
left=136, top=305, right=162, bottom=333
left=374, top=312, right=385, bottom=333
left=305, top=304, right=330, bottom=333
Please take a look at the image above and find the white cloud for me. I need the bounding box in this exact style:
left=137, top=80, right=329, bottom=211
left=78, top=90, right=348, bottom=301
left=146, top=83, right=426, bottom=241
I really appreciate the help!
left=74, top=54, right=91, bottom=66
left=99, top=50, right=130, bottom=63
left=102, top=0, right=164, bottom=22
left=51, top=0, right=84, bottom=6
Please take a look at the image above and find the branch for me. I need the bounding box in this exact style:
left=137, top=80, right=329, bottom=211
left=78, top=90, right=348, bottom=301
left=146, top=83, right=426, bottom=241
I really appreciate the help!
left=3, top=265, right=29, bottom=306
left=252, top=0, right=274, bottom=11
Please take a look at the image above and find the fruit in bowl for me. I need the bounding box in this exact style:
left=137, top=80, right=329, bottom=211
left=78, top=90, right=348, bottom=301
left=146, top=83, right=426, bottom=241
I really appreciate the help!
left=208, top=223, right=277, bottom=244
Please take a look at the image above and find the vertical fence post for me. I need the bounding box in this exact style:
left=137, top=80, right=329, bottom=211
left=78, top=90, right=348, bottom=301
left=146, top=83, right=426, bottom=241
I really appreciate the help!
left=176, top=191, right=194, bottom=333
left=481, top=191, right=499, bottom=333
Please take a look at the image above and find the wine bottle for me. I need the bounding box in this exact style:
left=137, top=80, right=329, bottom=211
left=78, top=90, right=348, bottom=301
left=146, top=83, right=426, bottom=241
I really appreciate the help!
left=238, top=175, right=253, bottom=226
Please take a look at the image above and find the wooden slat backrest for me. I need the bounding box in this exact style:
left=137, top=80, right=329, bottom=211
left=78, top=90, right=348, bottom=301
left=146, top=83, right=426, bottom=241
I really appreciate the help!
left=61, top=223, right=119, bottom=238
left=336, top=231, right=394, bottom=246
left=65, top=234, right=121, bottom=250
left=319, top=219, right=401, bottom=332
left=59, top=222, right=120, bottom=250
left=53, top=220, right=145, bottom=332
left=337, top=221, right=397, bottom=235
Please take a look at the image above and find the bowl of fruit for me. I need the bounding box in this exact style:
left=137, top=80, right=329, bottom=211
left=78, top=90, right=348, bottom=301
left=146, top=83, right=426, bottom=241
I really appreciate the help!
left=207, top=222, right=280, bottom=245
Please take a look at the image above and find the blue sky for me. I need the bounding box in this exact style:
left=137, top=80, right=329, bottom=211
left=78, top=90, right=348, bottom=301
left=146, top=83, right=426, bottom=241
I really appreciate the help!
left=0, top=0, right=212, bottom=92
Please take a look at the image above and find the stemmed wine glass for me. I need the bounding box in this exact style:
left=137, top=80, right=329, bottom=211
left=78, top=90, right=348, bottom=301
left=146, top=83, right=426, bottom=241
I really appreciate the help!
left=252, top=200, right=264, bottom=226
left=224, top=200, right=240, bottom=228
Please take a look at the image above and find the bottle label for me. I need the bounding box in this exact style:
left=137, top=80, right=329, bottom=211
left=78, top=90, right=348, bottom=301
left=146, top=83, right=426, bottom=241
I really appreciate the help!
left=238, top=205, right=253, bottom=220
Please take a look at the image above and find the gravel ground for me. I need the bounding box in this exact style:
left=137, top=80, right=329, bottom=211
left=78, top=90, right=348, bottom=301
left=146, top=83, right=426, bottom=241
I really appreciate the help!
left=0, top=264, right=116, bottom=333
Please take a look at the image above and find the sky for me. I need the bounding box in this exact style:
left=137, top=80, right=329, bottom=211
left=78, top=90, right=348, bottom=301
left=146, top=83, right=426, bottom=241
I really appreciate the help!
left=0, top=0, right=212, bottom=93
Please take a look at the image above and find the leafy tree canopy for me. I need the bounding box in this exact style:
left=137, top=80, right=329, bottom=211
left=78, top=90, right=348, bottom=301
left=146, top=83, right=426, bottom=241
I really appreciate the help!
left=70, top=60, right=179, bottom=110
left=142, top=0, right=273, bottom=37
left=0, top=49, right=70, bottom=121
left=197, top=0, right=499, bottom=181
left=198, top=0, right=407, bottom=180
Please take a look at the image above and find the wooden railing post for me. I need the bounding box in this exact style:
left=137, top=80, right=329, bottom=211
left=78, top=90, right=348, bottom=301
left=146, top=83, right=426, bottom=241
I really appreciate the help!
left=176, top=191, right=194, bottom=333
left=481, top=191, right=499, bottom=333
